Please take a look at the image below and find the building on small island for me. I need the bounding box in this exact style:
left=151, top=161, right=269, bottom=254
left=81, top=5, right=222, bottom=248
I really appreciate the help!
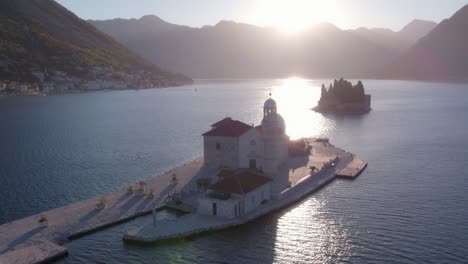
left=121, top=95, right=366, bottom=244
left=313, top=78, right=371, bottom=114
left=198, top=96, right=291, bottom=218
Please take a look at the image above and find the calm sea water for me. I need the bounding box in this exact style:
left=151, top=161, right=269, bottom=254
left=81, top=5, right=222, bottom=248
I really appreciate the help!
left=1, top=79, right=468, bottom=263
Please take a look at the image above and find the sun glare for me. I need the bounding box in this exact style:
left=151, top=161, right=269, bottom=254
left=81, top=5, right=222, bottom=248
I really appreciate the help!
left=253, top=0, right=338, bottom=33
left=271, top=78, right=334, bottom=139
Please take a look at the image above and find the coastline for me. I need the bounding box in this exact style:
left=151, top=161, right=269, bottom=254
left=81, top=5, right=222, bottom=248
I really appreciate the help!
left=0, top=80, right=193, bottom=97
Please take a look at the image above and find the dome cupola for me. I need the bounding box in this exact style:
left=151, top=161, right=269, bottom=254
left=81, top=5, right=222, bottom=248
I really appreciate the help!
left=263, top=94, right=277, bottom=116
left=261, top=95, right=285, bottom=134
left=264, top=98, right=277, bottom=110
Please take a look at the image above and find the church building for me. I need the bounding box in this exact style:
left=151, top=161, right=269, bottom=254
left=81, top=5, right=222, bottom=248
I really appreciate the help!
left=198, top=97, right=290, bottom=218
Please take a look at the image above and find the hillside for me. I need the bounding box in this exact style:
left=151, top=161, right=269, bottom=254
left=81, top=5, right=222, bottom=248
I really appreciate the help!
left=88, top=15, right=192, bottom=46
left=383, top=5, right=468, bottom=82
left=0, top=0, right=191, bottom=94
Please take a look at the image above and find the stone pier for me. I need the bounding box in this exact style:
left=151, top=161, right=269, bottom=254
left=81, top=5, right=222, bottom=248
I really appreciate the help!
left=0, top=159, right=208, bottom=264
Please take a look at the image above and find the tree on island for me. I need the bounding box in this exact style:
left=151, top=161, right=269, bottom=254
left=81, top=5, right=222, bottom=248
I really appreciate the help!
left=319, top=78, right=366, bottom=103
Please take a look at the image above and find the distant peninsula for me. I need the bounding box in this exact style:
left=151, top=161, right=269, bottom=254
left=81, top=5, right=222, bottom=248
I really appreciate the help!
left=313, top=78, right=371, bottom=114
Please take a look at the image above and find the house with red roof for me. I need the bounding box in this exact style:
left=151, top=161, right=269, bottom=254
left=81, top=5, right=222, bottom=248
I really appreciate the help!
left=198, top=170, right=273, bottom=218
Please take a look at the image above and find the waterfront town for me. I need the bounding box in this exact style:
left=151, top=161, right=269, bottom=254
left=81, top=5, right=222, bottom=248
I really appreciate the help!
left=0, top=66, right=190, bottom=96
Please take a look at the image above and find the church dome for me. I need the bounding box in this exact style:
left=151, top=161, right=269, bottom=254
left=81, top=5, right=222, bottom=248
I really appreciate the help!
left=261, top=112, right=286, bottom=134
left=276, top=114, right=286, bottom=131
left=264, top=98, right=277, bottom=109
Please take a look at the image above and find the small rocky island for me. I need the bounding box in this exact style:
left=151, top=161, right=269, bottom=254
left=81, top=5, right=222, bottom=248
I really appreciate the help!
left=313, top=78, right=371, bottom=114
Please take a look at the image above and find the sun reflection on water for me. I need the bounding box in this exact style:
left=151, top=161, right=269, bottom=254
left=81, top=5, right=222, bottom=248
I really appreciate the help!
left=272, top=198, right=353, bottom=263
left=271, top=78, right=335, bottom=139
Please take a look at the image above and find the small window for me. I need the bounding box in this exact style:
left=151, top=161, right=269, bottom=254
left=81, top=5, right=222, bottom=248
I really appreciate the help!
left=250, top=139, right=256, bottom=146
left=249, top=159, right=257, bottom=169
left=216, top=143, right=221, bottom=150
left=212, top=202, right=217, bottom=216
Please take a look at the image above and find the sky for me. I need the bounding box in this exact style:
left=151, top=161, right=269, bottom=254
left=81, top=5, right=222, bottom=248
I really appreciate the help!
left=57, top=0, right=468, bottom=31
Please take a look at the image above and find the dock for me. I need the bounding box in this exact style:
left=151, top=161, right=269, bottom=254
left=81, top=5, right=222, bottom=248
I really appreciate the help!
left=336, top=157, right=367, bottom=179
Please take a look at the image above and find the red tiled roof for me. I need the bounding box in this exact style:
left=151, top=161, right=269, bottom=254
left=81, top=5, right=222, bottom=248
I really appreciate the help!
left=218, top=168, right=235, bottom=178
left=203, top=118, right=252, bottom=137
left=209, top=170, right=272, bottom=194
left=211, top=117, right=233, bottom=127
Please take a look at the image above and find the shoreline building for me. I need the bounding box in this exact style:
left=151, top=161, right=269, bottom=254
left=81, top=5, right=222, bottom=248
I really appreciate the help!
left=198, top=97, right=290, bottom=218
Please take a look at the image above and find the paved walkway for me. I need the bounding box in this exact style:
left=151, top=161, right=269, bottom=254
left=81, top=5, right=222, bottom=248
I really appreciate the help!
left=0, top=159, right=207, bottom=264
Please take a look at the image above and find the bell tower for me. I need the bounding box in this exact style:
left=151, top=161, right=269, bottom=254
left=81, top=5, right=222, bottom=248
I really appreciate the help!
left=260, top=95, right=289, bottom=196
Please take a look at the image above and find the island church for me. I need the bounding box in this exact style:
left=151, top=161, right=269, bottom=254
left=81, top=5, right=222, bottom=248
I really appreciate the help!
left=198, top=97, right=291, bottom=218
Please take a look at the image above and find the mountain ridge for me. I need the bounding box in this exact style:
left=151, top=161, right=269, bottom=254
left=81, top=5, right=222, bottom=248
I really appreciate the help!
left=91, top=16, right=436, bottom=79
left=381, top=4, right=468, bottom=82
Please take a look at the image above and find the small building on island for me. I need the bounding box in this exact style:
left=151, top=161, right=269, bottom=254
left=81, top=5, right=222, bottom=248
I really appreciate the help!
left=198, top=97, right=291, bottom=218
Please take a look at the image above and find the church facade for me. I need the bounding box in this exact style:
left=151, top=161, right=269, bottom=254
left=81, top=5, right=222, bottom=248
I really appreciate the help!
left=198, top=97, right=291, bottom=218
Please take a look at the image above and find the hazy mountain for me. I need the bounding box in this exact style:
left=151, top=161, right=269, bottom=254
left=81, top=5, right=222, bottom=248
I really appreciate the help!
left=0, top=0, right=190, bottom=86
left=383, top=5, right=468, bottom=82
left=351, top=20, right=437, bottom=53
left=398, top=19, right=438, bottom=43
left=90, top=17, right=405, bottom=78
left=89, top=15, right=192, bottom=46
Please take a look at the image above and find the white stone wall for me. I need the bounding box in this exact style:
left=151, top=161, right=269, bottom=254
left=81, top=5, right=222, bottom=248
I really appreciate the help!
left=262, top=134, right=289, bottom=195
left=271, top=165, right=290, bottom=197
left=197, top=182, right=271, bottom=219
left=238, top=129, right=265, bottom=170
left=203, top=136, right=239, bottom=169
left=198, top=195, right=241, bottom=219
left=242, top=182, right=272, bottom=214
